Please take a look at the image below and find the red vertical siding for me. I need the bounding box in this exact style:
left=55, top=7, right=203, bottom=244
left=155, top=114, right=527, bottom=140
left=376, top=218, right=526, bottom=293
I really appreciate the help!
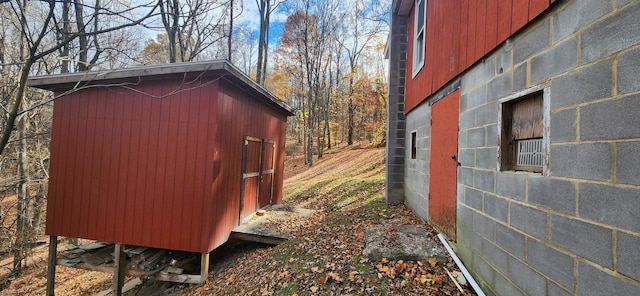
left=497, top=0, right=513, bottom=44
left=475, top=0, right=487, bottom=62
left=208, top=80, right=287, bottom=251
left=512, top=0, right=530, bottom=33
left=529, top=0, right=550, bottom=20
left=46, top=79, right=224, bottom=253
left=404, top=0, right=551, bottom=112
left=459, top=0, right=469, bottom=73
left=485, top=0, right=499, bottom=51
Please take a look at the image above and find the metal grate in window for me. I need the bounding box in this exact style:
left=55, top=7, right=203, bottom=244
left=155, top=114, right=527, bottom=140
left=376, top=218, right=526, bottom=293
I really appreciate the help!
left=516, top=138, right=543, bottom=167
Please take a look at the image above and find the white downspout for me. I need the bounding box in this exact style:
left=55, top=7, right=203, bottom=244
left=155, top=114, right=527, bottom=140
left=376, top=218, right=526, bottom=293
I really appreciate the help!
left=437, top=233, right=486, bottom=296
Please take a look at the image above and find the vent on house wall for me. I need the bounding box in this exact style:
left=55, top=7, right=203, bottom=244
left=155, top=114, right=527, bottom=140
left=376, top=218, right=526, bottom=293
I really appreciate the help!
left=516, top=138, right=543, bottom=167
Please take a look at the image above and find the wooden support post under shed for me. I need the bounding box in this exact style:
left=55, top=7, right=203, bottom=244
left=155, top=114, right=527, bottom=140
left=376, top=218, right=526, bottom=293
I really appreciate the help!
left=113, top=244, right=126, bottom=296
left=200, top=253, right=210, bottom=283
left=46, top=236, right=57, bottom=296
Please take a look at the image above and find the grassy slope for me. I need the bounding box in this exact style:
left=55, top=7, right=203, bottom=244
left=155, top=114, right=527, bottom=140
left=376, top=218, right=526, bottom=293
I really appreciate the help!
left=185, top=144, right=472, bottom=295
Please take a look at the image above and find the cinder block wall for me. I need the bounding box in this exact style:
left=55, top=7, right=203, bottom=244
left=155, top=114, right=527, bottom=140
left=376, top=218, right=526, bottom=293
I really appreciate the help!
left=456, top=1, right=640, bottom=295
left=386, top=14, right=408, bottom=204
left=405, top=101, right=431, bottom=219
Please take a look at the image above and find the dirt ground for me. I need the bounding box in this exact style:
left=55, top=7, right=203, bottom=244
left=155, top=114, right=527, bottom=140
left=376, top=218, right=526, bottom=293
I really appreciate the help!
left=0, top=143, right=475, bottom=295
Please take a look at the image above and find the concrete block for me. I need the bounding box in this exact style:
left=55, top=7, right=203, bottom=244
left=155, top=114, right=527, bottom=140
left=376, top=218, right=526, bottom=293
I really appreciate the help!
left=494, top=272, right=526, bottom=296
left=527, top=239, right=575, bottom=290
left=461, top=70, right=476, bottom=95
left=619, top=47, right=640, bottom=94
left=459, top=167, right=473, bottom=186
left=485, top=124, right=499, bottom=147
left=496, top=172, right=526, bottom=201
left=484, top=193, right=509, bottom=223
left=474, top=169, right=496, bottom=192
left=617, top=232, right=640, bottom=282
left=459, top=148, right=475, bottom=167
left=528, top=175, right=576, bottom=215
left=581, top=94, right=640, bottom=141
left=474, top=256, right=497, bottom=289
left=466, top=187, right=484, bottom=210
left=551, top=59, right=613, bottom=109
left=578, top=261, right=640, bottom=295
left=496, top=43, right=513, bottom=75
left=550, top=143, right=612, bottom=181
left=476, top=57, right=497, bottom=86
left=553, top=0, right=613, bottom=42
left=514, top=20, right=551, bottom=64
left=476, top=101, right=498, bottom=126
left=551, top=215, right=613, bottom=268
left=468, top=127, right=486, bottom=147
left=531, top=37, right=578, bottom=83
left=508, top=258, right=547, bottom=296
left=618, top=0, right=632, bottom=6
left=483, top=240, right=509, bottom=273
left=457, top=243, right=473, bottom=273
left=550, top=108, right=577, bottom=143
left=459, top=203, right=474, bottom=227
left=581, top=0, right=640, bottom=63
left=474, top=211, right=496, bottom=240
left=579, top=183, right=640, bottom=233
left=513, top=63, right=527, bottom=93
left=496, top=223, right=525, bottom=259
left=548, top=281, right=573, bottom=296
left=459, top=130, right=467, bottom=149
left=460, top=93, right=468, bottom=111
left=487, top=72, right=513, bottom=102
left=509, top=203, right=547, bottom=239
left=467, top=85, right=487, bottom=110
left=617, top=141, right=640, bottom=185
left=460, top=110, right=476, bottom=130
left=476, top=147, right=497, bottom=170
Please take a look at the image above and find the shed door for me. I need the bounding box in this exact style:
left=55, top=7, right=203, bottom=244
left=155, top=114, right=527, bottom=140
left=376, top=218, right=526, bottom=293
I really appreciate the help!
left=241, top=137, right=262, bottom=221
left=259, top=141, right=275, bottom=208
left=428, top=90, right=460, bottom=240
left=240, top=137, right=276, bottom=222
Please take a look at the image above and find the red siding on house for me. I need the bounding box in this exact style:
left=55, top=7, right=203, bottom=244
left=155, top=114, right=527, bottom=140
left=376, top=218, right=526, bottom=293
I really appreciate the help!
left=405, top=0, right=552, bottom=112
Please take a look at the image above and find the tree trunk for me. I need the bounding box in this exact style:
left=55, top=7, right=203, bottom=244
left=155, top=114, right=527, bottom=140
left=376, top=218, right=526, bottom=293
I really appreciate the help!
left=13, top=116, right=29, bottom=272
left=228, top=0, right=233, bottom=62
left=347, top=98, right=354, bottom=145
left=74, top=0, right=88, bottom=71
left=160, top=0, right=180, bottom=63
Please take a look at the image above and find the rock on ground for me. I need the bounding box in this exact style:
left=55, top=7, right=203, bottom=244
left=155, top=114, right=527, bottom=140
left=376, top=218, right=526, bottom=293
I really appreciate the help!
left=364, top=225, right=447, bottom=262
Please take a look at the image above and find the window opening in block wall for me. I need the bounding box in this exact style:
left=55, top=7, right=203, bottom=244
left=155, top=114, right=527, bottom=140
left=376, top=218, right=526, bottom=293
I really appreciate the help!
left=411, top=131, right=417, bottom=159
left=500, top=90, right=545, bottom=173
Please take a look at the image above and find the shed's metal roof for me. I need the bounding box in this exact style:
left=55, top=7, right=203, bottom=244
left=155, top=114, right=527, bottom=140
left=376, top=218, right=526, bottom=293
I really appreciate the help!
left=27, top=60, right=294, bottom=116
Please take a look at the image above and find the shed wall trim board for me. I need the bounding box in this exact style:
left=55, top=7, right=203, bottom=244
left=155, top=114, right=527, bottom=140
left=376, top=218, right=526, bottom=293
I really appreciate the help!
left=390, top=0, right=640, bottom=294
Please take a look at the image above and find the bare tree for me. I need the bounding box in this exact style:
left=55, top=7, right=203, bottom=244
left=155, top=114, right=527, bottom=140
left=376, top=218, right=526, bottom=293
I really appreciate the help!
left=335, top=0, right=386, bottom=145
left=0, top=0, right=159, bottom=272
left=255, top=0, right=284, bottom=85
left=159, top=0, right=230, bottom=63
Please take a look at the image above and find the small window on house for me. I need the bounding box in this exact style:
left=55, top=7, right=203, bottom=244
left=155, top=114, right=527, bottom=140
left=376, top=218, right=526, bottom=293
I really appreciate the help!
left=412, top=0, right=426, bottom=77
left=500, top=91, right=544, bottom=173
left=411, top=131, right=417, bottom=159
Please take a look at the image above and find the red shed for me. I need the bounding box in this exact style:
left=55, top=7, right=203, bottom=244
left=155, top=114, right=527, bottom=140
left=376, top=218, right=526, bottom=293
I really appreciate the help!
left=28, top=61, right=293, bottom=287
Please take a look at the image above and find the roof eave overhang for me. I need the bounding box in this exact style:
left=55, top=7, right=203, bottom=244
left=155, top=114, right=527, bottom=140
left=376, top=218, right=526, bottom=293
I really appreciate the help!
left=394, top=0, right=413, bottom=16
left=27, top=60, right=294, bottom=117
